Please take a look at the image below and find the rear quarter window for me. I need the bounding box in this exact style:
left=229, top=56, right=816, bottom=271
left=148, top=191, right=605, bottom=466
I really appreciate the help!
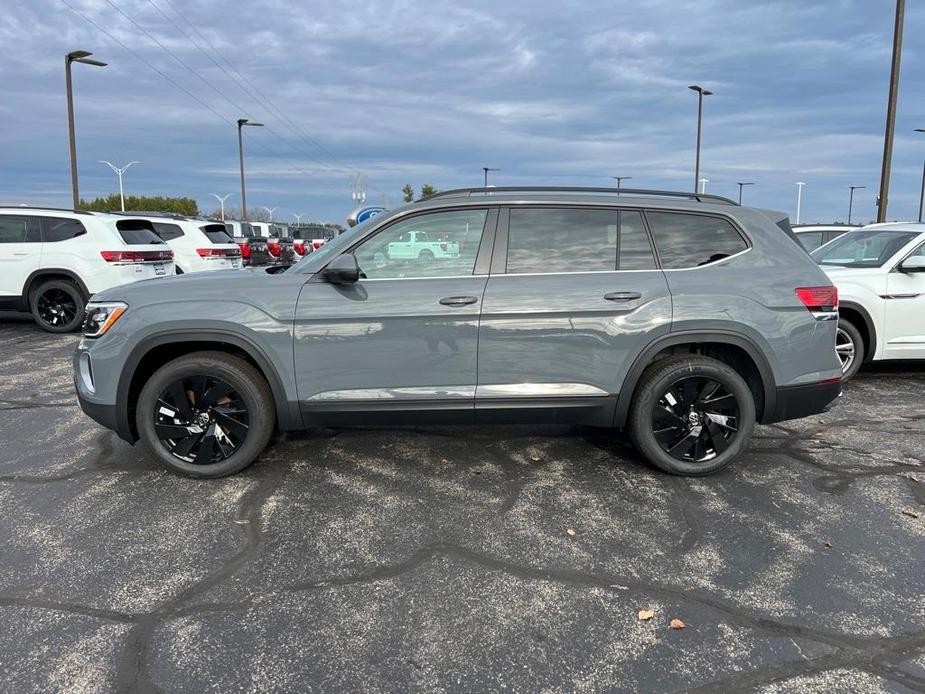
left=41, top=217, right=87, bottom=242
left=201, top=225, right=234, bottom=244
left=114, top=219, right=166, bottom=245
left=646, top=211, right=748, bottom=269
left=151, top=222, right=184, bottom=241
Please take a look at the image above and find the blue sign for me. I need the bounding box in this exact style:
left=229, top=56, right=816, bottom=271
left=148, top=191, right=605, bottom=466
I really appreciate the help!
left=348, top=206, right=387, bottom=227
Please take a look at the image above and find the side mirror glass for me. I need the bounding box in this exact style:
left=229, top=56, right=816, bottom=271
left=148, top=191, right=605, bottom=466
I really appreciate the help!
left=900, top=256, right=925, bottom=273
left=323, top=254, right=360, bottom=284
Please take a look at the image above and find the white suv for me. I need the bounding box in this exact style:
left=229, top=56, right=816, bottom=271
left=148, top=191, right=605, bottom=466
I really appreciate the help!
left=0, top=207, right=175, bottom=333
left=812, top=222, right=925, bottom=379
left=120, top=213, right=242, bottom=274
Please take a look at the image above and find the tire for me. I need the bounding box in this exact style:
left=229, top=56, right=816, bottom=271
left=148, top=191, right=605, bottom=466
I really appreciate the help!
left=418, top=249, right=434, bottom=261
left=136, top=351, right=275, bottom=478
left=30, top=279, right=85, bottom=333
left=835, top=318, right=863, bottom=382
left=627, top=355, right=756, bottom=476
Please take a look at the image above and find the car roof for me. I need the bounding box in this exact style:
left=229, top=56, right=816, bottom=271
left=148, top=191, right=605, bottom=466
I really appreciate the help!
left=792, top=224, right=860, bottom=232
left=858, top=222, right=925, bottom=232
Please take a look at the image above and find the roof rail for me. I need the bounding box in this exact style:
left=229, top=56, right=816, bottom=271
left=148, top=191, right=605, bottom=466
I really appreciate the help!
left=421, top=186, right=738, bottom=205
left=109, top=210, right=192, bottom=220
left=0, top=205, right=95, bottom=215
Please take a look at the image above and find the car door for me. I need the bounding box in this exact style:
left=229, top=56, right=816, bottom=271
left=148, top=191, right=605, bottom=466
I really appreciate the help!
left=0, top=215, right=42, bottom=305
left=476, top=206, right=671, bottom=426
left=293, top=207, right=496, bottom=424
left=882, top=239, right=925, bottom=359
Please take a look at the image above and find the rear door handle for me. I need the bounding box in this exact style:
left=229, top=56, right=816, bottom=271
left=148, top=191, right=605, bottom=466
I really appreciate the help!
left=604, top=291, right=642, bottom=301
left=439, top=295, right=478, bottom=306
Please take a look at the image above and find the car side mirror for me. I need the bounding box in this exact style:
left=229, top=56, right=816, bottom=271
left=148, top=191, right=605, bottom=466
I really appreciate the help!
left=899, top=256, right=925, bottom=273
left=323, top=254, right=360, bottom=284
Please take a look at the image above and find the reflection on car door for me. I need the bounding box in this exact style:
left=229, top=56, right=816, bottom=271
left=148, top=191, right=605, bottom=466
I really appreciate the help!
left=476, top=207, right=671, bottom=426
left=293, top=208, right=496, bottom=425
left=883, top=241, right=925, bottom=359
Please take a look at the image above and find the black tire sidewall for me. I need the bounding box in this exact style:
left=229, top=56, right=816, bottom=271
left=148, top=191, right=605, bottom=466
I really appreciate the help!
left=136, top=352, right=275, bottom=478
left=629, top=356, right=756, bottom=476
left=837, top=318, right=864, bottom=382
left=30, top=280, right=85, bottom=333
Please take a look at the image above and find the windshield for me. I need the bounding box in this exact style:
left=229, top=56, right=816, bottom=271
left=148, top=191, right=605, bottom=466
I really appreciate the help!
left=285, top=216, right=381, bottom=273
left=811, top=229, right=919, bottom=268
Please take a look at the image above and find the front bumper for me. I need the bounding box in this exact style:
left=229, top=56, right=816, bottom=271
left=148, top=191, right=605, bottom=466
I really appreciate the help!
left=766, top=380, right=842, bottom=423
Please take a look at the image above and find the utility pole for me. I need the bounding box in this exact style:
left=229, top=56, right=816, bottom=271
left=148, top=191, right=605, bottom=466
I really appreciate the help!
left=795, top=182, right=806, bottom=224
left=848, top=186, right=865, bottom=224
left=211, top=193, right=232, bottom=221
left=877, top=0, right=905, bottom=223
left=65, top=50, right=107, bottom=209
left=689, top=85, right=713, bottom=194
left=98, top=161, right=140, bottom=211
left=237, top=118, right=263, bottom=221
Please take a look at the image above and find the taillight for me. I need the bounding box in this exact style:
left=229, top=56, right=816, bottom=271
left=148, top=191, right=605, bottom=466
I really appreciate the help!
left=267, top=241, right=281, bottom=257
left=237, top=241, right=251, bottom=259
left=293, top=241, right=306, bottom=255
left=101, top=250, right=173, bottom=263
left=197, top=247, right=243, bottom=258
left=312, top=240, right=325, bottom=250
left=795, top=286, right=838, bottom=312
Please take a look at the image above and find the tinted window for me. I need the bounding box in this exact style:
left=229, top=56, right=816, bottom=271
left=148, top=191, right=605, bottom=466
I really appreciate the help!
left=812, top=230, right=918, bottom=268
left=354, top=209, right=488, bottom=279
left=797, top=231, right=825, bottom=251
left=115, top=219, right=166, bottom=245
left=506, top=208, right=656, bottom=274
left=151, top=222, right=184, bottom=241
left=201, top=225, right=234, bottom=244
left=646, top=212, right=748, bottom=269
left=0, top=216, right=40, bottom=243
left=240, top=223, right=256, bottom=238
left=41, top=217, right=86, bottom=242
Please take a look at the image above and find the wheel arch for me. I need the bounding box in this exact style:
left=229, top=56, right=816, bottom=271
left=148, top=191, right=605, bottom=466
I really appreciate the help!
left=116, top=330, right=301, bottom=443
left=838, top=301, right=877, bottom=361
left=23, top=269, right=90, bottom=308
left=614, top=331, right=777, bottom=427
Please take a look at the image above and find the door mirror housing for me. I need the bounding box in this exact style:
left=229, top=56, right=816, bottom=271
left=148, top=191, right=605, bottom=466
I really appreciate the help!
left=899, top=256, right=925, bottom=273
left=323, top=254, right=360, bottom=284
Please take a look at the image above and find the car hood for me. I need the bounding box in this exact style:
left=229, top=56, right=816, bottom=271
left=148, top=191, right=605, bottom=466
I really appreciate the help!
left=90, top=268, right=279, bottom=305
left=820, top=265, right=883, bottom=282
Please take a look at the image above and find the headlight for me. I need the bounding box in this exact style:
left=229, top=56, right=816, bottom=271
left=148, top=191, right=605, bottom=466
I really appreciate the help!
left=82, top=302, right=128, bottom=337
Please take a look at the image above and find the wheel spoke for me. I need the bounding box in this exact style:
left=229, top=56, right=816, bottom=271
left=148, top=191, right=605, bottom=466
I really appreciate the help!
left=155, top=423, right=194, bottom=440
left=213, top=408, right=248, bottom=440
left=704, top=419, right=729, bottom=454
left=701, top=392, right=735, bottom=409
left=193, top=427, right=216, bottom=465
left=653, top=404, right=685, bottom=427
left=167, top=381, right=193, bottom=420
left=201, top=381, right=234, bottom=407
left=173, top=430, right=203, bottom=458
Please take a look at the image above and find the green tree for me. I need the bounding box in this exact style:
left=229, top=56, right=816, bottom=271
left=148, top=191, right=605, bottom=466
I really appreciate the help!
left=79, top=194, right=199, bottom=216
left=420, top=184, right=438, bottom=198
left=402, top=184, right=414, bottom=202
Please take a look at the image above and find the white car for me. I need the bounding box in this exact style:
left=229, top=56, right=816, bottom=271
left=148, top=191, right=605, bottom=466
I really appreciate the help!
left=812, top=222, right=925, bottom=379
left=0, top=207, right=174, bottom=332
left=122, top=213, right=242, bottom=274
left=792, top=224, right=858, bottom=252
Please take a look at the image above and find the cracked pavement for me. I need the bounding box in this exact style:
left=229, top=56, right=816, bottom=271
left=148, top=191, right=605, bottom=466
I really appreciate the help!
left=1, top=316, right=924, bottom=693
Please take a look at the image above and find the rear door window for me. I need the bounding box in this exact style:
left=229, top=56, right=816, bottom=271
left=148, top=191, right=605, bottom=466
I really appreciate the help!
left=505, top=207, right=656, bottom=274
left=0, top=216, right=41, bottom=243
left=646, top=211, right=748, bottom=269
left=115, top=219, right=166, bottom=245
left=40, top=217, right=87, bottom=242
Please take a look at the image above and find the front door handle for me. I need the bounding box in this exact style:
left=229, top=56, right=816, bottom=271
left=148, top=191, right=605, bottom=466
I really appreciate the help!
left=604, top=291, right=642, bottom=301
left=439, top=295, right=478, bottom=306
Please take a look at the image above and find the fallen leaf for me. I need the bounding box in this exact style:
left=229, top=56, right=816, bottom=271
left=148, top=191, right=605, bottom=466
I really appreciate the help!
left=901, top=509, right=920, bottom=519
left=565, top=528, right=576, bottom=537
left=638, top=609, right=654, bottom=621
left=669, top=618, right=686, bottom=630
left=823, top=541, right=833, bottom=548
left=530, top=454, right=542, bottom=463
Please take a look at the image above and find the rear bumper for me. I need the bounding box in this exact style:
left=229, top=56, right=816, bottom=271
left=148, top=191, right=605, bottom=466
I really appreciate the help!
left=765, top=380, right=841, bottom=423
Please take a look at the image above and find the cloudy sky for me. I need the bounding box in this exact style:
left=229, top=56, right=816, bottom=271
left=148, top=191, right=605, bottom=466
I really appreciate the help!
left=1, top=0, right=924, bottom=225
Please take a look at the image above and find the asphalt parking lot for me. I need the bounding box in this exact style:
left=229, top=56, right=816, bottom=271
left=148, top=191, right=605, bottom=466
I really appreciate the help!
left=1, top=316, right=924, bottom=693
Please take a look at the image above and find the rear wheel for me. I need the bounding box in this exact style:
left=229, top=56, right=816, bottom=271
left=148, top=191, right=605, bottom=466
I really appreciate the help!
left=30, top=279, right=85, bottom=333
left=136, top=351, right=275, bottom=477
left=418, top=249, right=434, bottom=261
left=836, top=318, right=863, bottom=381
left=628, top=355, right=756, bottom=476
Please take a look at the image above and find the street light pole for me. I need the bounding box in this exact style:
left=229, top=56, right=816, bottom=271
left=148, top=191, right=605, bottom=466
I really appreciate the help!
left=612, top=176, right=632, bottom=190
left=482, top=167, right=500, bottom=188
left=877, top=0, right=905, bottom=223
left=795, top=182, right=806, bottom=224
left=261, top=206, right=277, bottom=223
left=736, top=182, right=754, bottom=205
left=98, top=161, right=140, bottom=211
left=65, top=50, right=107, bottom=209
left=848, top=186, right=865, bottom=224
left=689, top=85, right=713, bottom=194
left=699, top=178, right=709, bottom=194
left=237, top=118, right=263, bottom=222
left=210, top=193, right=232, bottom=221
left=292, top=213, right=304, bottom=226
left=915, top=129, right=925, bottom=223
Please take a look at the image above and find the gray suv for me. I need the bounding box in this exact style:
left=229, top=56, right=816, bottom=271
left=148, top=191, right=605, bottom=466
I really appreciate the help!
left=74, top=187, right=843, bottom=478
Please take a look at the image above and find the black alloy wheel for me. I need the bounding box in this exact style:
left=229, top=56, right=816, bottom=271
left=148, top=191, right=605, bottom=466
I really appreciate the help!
left=37, top=287, right=78, bottom=328
left=154, top=375, right=250, bottom=465
left=651, top=376, right=740, bottom=463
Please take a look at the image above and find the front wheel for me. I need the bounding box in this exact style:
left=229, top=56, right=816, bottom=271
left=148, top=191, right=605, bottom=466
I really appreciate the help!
left=628, top=355, right=756, bottom=476
left=136, top=351, right=275, bottom=478
left=835, top=319, right=863, bottom=381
